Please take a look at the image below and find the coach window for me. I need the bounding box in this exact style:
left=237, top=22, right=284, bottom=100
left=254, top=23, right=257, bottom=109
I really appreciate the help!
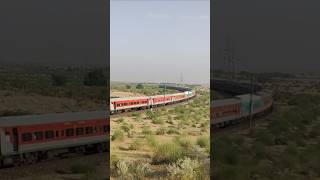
left=94, top=126, right=98, bottom=133
left=66, top=129, right=74, bottom=137
left=85, top=127, right=93, bottom=134
left=34, top=131, right=43, bottom=140
left=22, top=133, right=32, bottom=142
left=76, top=128, right=84, bottom=136
left=45, top=130, right=54, bottom=139
left=56, top=131, right=59, bottom=138
left=61, top=130, right=65, bottom=137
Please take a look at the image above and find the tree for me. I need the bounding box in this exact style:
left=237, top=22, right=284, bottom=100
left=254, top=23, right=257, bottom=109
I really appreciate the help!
left=51, top=74, right=67, bottom=86
left=136, top=83, right=144, bottom=89
left=83, top=69, right=107, bottom=86
left=126, top=85, right=131, bottom=89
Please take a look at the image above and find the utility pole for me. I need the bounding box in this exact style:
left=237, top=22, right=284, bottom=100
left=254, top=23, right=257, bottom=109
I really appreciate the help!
left=224, top=36, right=236, bottom=81
left=163, top=82, right=166, bottom=107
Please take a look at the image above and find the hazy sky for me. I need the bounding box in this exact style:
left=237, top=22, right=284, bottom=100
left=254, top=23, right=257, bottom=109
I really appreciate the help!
left=110, top=0, right=210, bottom=84
left=213, top=0, right=320, bottom=73
left=0, top=0, right=107, bottom=66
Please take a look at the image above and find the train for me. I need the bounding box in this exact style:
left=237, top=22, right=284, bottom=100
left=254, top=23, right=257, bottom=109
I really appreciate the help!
left=110, top=89, right=196, bottom=114
left=211, top=82, right=273, bottom=127
left=0, top=85, right=195, bottom=167
left=0, top=111, right=109, bottom=166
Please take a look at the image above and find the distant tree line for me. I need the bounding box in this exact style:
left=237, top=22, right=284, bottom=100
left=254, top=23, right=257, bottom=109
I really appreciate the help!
left=50, top=69, right=107, bottom=87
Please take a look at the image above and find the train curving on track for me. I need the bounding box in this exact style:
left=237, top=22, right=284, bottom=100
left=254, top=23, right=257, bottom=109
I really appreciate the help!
left=110, top=85, right=196, bottom=114
left=211, top=79, right=273, bottom=128
left=0, top=84, right=195, bottom=167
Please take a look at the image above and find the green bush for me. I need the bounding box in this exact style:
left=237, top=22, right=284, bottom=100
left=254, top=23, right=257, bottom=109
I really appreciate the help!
left=152, top=117, right=164, bottom=124
left=51, top=74, right=67, bottom=86
left=256, top=130, right=275, bottom=145
left=146, top=135, right=158, bottom=148
left=83, top=69, right=107, bottom=87
left=196, top=136, right=210, bottom=152
left=121, top=123, right=131, bottom=133
left=142, top=126, right=153, bottom=136
left=167, top=128, right=180, bottom=135
left=136, top=83, right=144, bottom=89
left=167, top=157, right=201, bottom=180
left=129, top=139, right=144, bottom=150
left=112, top=129, right=125, bottom=141
left=156, top=126, right=166, bottom=135
left=153, top=142, right=184, bottom=164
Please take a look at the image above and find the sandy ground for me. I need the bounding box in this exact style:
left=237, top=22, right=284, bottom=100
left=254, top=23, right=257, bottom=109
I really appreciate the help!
left=0, top=153, right=109, bottom=180
left=0, top=90, right=105, bottom=114
left=110, top=93, right=210, bottom=178
left=110, top=90, right=145, bottom=98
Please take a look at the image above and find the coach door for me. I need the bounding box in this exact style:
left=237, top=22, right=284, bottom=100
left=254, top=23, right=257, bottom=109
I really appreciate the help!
left=12, top=128, right=19, bottom=152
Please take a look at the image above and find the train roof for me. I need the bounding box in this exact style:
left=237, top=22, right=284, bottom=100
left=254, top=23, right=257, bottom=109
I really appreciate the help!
left=111, top=96, right=150, bottom=102
left=236, top=94, right=261, bottom=101
left=211, top=98, right=239, bottom=107
left=111, top=92, right=188, bottom=102
left=0, top=111, right=107, bottom=127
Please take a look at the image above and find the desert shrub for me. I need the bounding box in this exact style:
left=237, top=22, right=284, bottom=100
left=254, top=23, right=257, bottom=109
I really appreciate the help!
left=188, top=145, right=209, bottom=160
left=213, top=137, right=239, bottom=165
left=83, top=69, right=107, bottom=86
left=309, top=123, right=320, bottom=138
left=214, top=165, right=249, bottom=180
left=136, top=83, right=144, bottom=89
left=156, top=126, right=166, bottom=135
left=167, top=128, right=180, bottom=135
left=252, top=142, right=267, bottom=160
left=146, top=135, right=158, bottom=148
left=110, top=154, right=119, bottom=170
left=129, top=139, right=143, bottom=150
left=152, top=117, right=164, bottom=125
left=142, top=126, right=153, bottom=136
left=117, top=118, right=124, bottom=123
left=167, top=157, right=200, bottom=180
left=121, top=123, right=131, bottom=133
left=115, top=160, right=131, bottom=179
left=128, top=160, right=151, bottom=180
left=115, top=160, right=151, bottom=180
left=175, top=136, right=193, bottom=149
left=196, top=136, right=210, bottom=152
left=256, top=130, right=275, bottom=145
left=112, top=129, right=125, bottom=141
left=167, top=119, right=174, bottom=125
left=201, top=127, right=208, bottom=133
left=132, top=112, right=142, bottom=122
left=51, top=74, right=67, bottom=86
left=153, top=142, right=184, bottom=164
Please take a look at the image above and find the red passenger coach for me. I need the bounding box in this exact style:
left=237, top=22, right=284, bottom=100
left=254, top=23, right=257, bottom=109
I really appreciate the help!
left=211, top=99, right=241, bottom=124
left=110, top=89, right=196, bottom=114
left=0, top=111, right=109, bottom=166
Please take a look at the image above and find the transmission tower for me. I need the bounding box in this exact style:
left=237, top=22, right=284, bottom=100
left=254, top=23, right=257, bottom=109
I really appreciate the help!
left=180, top=73, right=184, bottom=85
left=224, top=37, right=237, bottom=81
